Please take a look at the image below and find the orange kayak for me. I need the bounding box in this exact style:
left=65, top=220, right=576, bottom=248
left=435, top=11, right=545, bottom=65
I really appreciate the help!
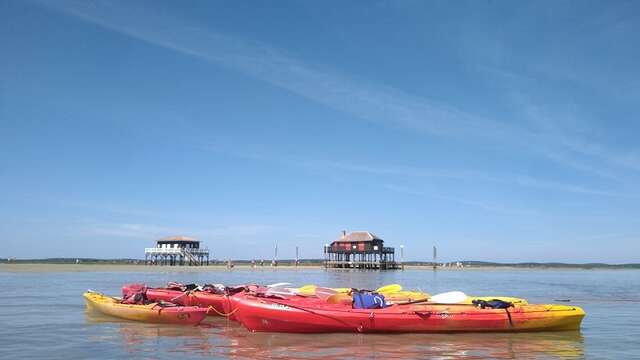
left=235, top=294, right=585, bottom=333
left=84, top=291, right=208, bottom=325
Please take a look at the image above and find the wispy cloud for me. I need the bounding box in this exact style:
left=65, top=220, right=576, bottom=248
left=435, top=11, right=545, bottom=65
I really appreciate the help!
left=314, top=161, right=500, bottom=182
left=483, top=66, right=640, bottom=179
left=201, top=139, right=634, bottom=199
left=382, top=183, right=538, bottom=216
left=43, top=1, right=524, bottom=141
left=41, top=0, right=639, bottom=200
left=513, top=176, right=635, bottom=198
left=84, top=223, right=179, bottom=239
left=81, top=221, right=281, bottom=240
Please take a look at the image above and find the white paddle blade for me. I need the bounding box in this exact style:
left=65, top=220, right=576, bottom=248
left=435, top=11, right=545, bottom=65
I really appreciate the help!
left=430, top=291, right=468, bottom=304
left=266, top=282, right=292, bottom=288
left=314, top=287, right=338, bottom=300
left=265, top=288, right=296, bottom=297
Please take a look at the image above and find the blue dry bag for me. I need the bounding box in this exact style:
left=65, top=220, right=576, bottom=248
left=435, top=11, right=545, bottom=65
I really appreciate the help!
left=352, top=291, right=387, bottom=309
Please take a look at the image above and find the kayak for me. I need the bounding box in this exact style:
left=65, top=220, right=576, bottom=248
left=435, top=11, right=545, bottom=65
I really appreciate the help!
left=146, top=289, right=230, bottom=316
left=121, top=284, right=230, bottom=316
left=190, top=291, right=230, bottom=316
left=235, top=294, right=585, bottom=333
left=84, top=291, right=208, bottom=325
left=144, top=288, right=194, bottom=305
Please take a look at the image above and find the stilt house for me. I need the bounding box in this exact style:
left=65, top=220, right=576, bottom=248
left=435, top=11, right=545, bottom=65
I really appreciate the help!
left=324, top=231, right=398, bottom=270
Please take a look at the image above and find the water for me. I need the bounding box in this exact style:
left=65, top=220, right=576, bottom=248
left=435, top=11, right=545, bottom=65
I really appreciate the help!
left=1, top=268, right=638, bottom=359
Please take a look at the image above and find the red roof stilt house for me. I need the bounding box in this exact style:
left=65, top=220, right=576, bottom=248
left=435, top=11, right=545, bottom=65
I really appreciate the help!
left=323, top=231, right=398, bottom=270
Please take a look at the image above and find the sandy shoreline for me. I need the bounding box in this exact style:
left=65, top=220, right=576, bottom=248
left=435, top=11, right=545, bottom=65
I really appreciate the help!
left=1, top=263, right=634, bottom=273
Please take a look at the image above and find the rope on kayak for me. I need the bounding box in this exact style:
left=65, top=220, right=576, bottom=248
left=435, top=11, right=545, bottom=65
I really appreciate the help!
left=170, top=290, right=190, bottom=303
left=207, top=305, right=239, bottom=317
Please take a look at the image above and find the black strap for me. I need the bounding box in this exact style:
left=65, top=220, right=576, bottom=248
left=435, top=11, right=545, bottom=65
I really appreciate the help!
left=505, top=308, right=513, bottom=327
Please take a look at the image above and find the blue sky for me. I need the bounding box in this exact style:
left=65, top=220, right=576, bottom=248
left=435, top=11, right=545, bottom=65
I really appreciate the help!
left=1, top=0, right=639, bottom=262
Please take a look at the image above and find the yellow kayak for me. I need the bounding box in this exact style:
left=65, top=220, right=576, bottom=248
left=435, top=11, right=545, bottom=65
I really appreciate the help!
left=83, top=291, right=208, bottom=325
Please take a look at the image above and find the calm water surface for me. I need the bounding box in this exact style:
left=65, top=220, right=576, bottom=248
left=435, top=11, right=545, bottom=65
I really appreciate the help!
left=1, top=269, right=638, bottom=359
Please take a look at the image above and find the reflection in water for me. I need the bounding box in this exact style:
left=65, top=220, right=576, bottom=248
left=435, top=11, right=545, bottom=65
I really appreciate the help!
left=223, top=329, right=585, bottom=360
left=85, top=309, right=584, bottom=359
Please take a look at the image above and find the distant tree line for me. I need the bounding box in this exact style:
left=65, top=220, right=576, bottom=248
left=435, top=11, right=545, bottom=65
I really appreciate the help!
left=2, top=258, right=639, bottom=268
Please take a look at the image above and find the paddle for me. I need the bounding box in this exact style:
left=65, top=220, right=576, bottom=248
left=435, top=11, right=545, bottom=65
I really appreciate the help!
left=296, top=283, right=402, bottom=297
left=314, top=287, right=338, bottom=300
left=376, top=284, right=402, bottom=294
left=430, top=291, right=468, bottom=304
left=266, top=283, right=342, bottom=299
left=267, top=282, right=292, bottom=288
left=296, top=284, right=319, bottom=296
left=264, top=282, right=297, bottom=297
left=395, top=291, right=470, bottom=306
left=267, top=284, right=340, bottom=299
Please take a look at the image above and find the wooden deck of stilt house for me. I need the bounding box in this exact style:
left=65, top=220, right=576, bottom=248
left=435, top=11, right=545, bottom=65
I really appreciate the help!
left=323, top=231, right=399, bottom=270
left=144, top=235, right=209, bottom=266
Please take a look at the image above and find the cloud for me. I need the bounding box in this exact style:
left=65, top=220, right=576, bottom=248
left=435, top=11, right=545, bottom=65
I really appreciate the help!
left=81, top=221, right=281, bottom=240
left=42, top=0, right=523, bottom=141
left=382, top=184, right=538, bottom=216
left=41, top=1, right=640, bottom=199
left=513, top=176, right=634, bottom=198
left=483, top=66, right=640, bottom=179
left=315, top=161, right=500, bottom=182
left=84, top=223, right=179, bottom=239
left=201, top=140, right=633, bottom=199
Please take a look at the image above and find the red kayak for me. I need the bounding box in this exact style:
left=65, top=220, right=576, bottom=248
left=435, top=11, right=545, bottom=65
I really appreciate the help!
left=235, top=294, right=585, bottom=333
left=190, top=291, right=230, bottom=316
left=122, top=283, right=234, bottom=317
left=220, top=284, right=299, bottom=321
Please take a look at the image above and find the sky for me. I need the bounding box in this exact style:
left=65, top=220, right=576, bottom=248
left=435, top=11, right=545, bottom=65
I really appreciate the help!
left=1, top=0, right=639, bottom=263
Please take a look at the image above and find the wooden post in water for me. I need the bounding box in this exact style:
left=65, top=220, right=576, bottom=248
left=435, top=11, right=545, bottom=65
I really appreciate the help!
left=433, top=246, right=437, bottom=270
left=272, top=242, right=278, bottom=267
left=295, top=246, right=299, bottom=267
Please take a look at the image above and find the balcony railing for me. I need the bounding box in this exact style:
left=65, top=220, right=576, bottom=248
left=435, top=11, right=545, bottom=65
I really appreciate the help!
left=145, top=247, right=209, bottom=255
left=324, top=260, right=400, bottom=269
left=325, top=247, right=395, bottom=254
